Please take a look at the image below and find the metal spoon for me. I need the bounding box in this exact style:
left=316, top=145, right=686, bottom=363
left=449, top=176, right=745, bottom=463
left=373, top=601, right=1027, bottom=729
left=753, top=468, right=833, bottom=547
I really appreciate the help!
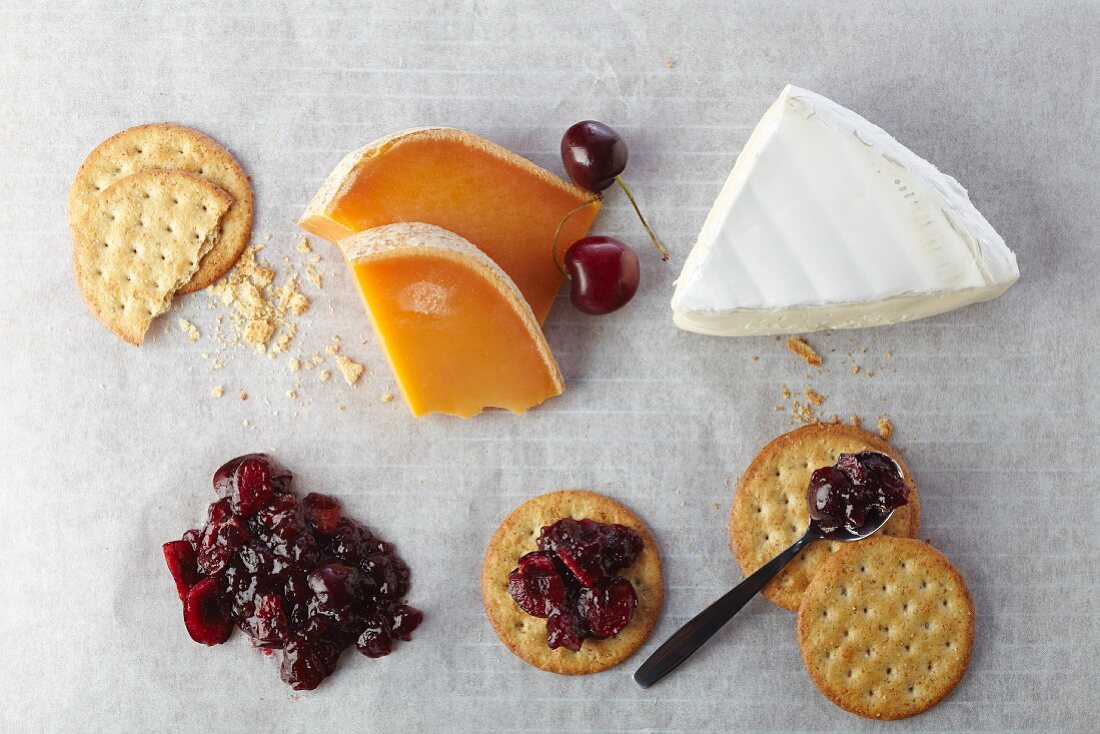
left=633, top=510, right=895, bottom=689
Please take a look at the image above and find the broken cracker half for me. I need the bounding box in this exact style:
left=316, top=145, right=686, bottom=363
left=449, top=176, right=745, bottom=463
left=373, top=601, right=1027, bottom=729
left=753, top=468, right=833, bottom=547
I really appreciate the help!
left=72, top=169, right=232, bottom=345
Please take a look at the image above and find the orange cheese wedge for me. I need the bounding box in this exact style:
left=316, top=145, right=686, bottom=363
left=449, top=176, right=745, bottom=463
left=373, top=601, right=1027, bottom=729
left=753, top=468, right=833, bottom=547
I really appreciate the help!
left=339, top=222, right=564, bottom=418
left=300, top=127, right=600, bottom=323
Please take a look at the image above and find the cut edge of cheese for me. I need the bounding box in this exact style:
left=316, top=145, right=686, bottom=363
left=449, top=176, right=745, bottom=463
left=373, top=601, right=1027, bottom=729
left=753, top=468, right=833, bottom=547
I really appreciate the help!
left=300, top=126, right=595, bottom=243
left=339, top=222, right=564, bottom=418
left=671, top=84, right=1020, bottom=337
left=672, top=283, right=1018, bottom=337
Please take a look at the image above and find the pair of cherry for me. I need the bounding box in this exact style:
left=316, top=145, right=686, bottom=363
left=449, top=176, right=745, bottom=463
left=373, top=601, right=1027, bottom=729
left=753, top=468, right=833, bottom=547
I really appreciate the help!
left=559, top=121, right=667, bottom=315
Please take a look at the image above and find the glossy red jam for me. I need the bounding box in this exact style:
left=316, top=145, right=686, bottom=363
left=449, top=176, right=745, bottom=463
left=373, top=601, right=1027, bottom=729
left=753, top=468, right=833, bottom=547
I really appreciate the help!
left=163, top=454, right=422, bottom=690
left=507, top=518, right=642, bottom=651
left=807, top=451, right=910, bottom=533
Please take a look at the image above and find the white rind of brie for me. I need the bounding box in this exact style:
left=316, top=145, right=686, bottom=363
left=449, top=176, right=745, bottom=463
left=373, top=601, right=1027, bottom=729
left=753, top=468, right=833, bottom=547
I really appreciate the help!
left=671, top=85, right=1019, bottom=336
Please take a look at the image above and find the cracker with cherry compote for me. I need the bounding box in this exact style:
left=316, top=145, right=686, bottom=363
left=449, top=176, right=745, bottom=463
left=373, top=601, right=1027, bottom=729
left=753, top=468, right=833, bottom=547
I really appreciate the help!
left=729, top=424, right=920, bottom=611
left=481, top=490, right=663, bottom=675
left=70, top=123, right=253, bottom=293
left=797, top=536, right=974, bottom=719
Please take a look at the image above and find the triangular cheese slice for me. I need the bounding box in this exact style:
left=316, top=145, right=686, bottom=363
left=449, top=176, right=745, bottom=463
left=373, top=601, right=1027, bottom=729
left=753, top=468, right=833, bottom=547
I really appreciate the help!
left=672, top=85, right=1019, bottom=336
left=339, top=222, right=564, bottom=418
left=301, top=127, right=599, bottom=324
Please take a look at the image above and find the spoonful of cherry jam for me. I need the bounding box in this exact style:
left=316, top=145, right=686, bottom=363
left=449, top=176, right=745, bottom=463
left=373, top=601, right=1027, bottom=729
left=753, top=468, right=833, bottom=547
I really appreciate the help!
left=634, top=451, right=910, bottom=689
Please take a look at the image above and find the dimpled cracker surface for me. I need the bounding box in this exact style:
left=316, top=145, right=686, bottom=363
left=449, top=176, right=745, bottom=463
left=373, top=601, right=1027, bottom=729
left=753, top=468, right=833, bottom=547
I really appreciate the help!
left=481, top=490, right=663, bottom=675
left=797, top=536, right=975, bottom=719
left=69, top=123, right=252, bottom=293
left=729, top=424, right=920, bottom=611
left=72, top=169, right=231, bottom=345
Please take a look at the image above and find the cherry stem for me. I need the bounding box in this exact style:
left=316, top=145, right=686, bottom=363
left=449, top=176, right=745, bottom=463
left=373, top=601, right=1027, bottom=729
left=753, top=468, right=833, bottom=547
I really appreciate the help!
left=551, top=197, right=601, bottom=277
left=614, top=175, right=669, bottom=261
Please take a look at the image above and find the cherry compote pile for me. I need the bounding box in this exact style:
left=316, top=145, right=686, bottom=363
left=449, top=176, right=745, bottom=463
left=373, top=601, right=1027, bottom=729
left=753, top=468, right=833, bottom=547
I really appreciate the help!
left=508, top=518, right=643, bottom=651
left=162, top=454, right=422, bottom=690
left=807, top=451, right=910, bottom=534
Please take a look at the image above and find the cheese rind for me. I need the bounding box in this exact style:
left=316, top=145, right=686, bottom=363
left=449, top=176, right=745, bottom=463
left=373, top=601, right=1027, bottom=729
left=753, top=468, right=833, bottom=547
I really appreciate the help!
left=339, top=223, right=564, bottom=418
left=302, top=127, right=599, bottom=324
left=671, top=85, right=1019, bottom=336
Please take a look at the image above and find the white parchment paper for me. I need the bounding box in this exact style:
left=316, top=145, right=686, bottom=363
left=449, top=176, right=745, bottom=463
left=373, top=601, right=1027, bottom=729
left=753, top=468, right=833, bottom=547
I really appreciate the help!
left=1, top=1, right=1097, bottom=731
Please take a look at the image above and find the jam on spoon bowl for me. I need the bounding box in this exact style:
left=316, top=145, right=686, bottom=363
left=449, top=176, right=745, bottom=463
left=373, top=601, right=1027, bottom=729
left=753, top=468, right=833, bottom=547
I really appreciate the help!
left=634, top=511, right=898, bottom=689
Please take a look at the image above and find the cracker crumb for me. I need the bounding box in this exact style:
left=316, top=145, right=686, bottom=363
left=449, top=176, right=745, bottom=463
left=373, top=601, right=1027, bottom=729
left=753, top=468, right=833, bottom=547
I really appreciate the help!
left=787, top=336, right=822, bottom=367
left=305, top=264, right=322, bottom=290
left=867, top=370, right=875, bottom=378
left=665, top=59, right=677, bottom=69
left=381, top=393, right=395, bottom=403
left=208, top=246, right=310, bottom=357
left=211, top=385, right=224, bottom=398
left=805, top=388, right=824, bottom=406
left=711, top=502, right=719, bottom=510
left=178, top=318, right=200, bottom=342
left=828, top=414, right=841, bottom=424
left=335, top=355, right=365, bottom=386
left=789, top=401, right=817, bottom=425
left=288, top=357, right=301, bottom=373
left=338, top=404, right=347, bottom=411
left=319, top=370, right=331, bottom=382
left=288, top=293, right=310, bottom=316
left=296, top=236, right=312, bottom=254
left=877, top=415, right=894, bottom=440
left=885, top=350, right=893, bottom=358
left=752, top=355, right=759, bottom=362
left=240, top=392, right=248, bottom=401
left=851, top=364, right=861, bottom=374
left=244, top=318, right=274, bottom=351
left=781, top=384, right=792, bottom=400
left=272, top=324, right=296, bottom=355
left=850, top=413, right=862, bottom=428
left=311, top=352, right=324, bottom=366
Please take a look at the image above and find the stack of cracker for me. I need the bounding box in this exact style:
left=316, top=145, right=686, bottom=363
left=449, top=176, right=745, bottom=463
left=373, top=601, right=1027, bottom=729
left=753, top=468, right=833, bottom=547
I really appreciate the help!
left=69, top=124, right=253, bottom=345
left=729, top=424, right=974, bottom=720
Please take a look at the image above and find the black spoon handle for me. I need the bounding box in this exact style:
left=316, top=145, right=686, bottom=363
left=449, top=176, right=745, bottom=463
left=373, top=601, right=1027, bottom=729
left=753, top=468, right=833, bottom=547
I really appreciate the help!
left=633, top=530, right=819, bottom=689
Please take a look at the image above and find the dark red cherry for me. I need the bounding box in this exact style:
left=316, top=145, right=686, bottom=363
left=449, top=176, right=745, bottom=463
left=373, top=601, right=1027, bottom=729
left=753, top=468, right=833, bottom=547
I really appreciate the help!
left=546, top=608, right=588, bottom=652
left=163, top=540, right=200, bottom=601
left=183, top=577, right=232, bottom=645
left=308, top=563, right=368, bottom=616
left=561, top=120, right=628, bottom=193
left=578, top=577, right=637, bottom=637
left=508, top=551, right=566, bottom=617
left=213, top=454, right=275, bottom=518
left=280, top=634, right=328, bottom=690
left=241, top=594, right=289, bottom=649
left=355, top=610, right=393, bottom=658
left=563, top=236, right=640, bottom=315
left=302, top=493, right=342, bottom=536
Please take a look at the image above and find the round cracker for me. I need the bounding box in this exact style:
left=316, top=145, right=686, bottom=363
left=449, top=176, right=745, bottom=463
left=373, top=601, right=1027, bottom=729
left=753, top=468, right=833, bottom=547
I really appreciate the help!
left=797, top=536, right=974, bottom=719
left=481, top=490, right=663, bottom=675
left=729, top=424, right=921, bottom=611
left=69, top=123, right=252, bottom=292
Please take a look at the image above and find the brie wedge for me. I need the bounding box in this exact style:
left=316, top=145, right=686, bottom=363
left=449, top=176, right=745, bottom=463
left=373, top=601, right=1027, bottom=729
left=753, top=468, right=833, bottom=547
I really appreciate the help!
left=671, top=85, right=1019, bottom=336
